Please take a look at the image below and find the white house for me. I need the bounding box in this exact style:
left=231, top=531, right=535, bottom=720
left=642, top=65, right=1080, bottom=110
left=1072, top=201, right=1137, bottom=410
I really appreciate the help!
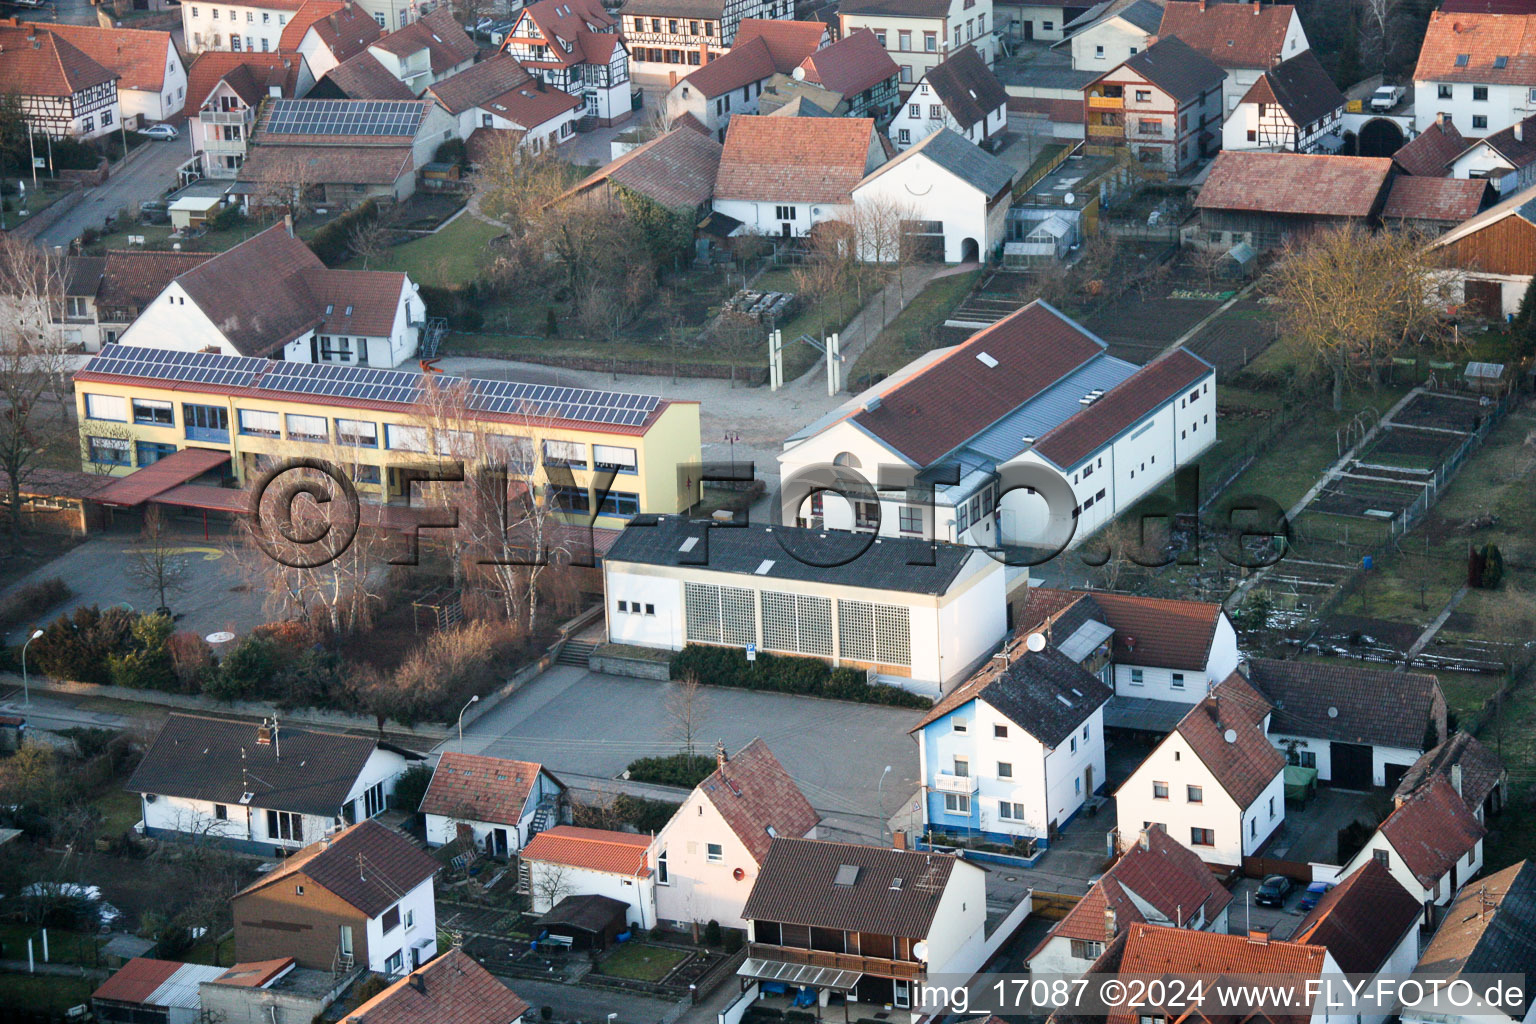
left=839, top=0, right=994, bottom=88
left=1291, top=860, right=1422, bottom=1024
left=419, top=752, right=567, bottom=857
left=117, top=222, right=426, bottom=367
left=1448, top=115, right=1536, bottom=196
left=519, top=825, right=657, bottom=929
left=1027, top=823, right=1232, bottom=977
left=712, top=114, right=885, bottom=236
left=127, top=714, right=423, bottom=855
left=652, top=738, right=819, bottom=932
left=365, top=8, right=477, bottom=94
left=43, top=24, right=188, bottom=125
left=602, top=514, right=1007, bottom=697
left=185, top=52, right=311, bottom=178
left=277, top=0, right=384, bottom=82
left=1339, top=775, right=1485, bottom=911
left=1060, top=0, right=1161, bottom=72
left=427, top=54, right=584, bottom=148
left=1156, top=0, right=1309, bottom=114
left=995, top=0, right=1088, bottom=43
left=1114, top=674, right=1285, bottom=867
left=778, top=300, right=1217, bottom=552
left=852, top=128, right=1014, bottom=263
left=888, top=44, right=1007, bottom=150
left=740, top=838, right=990, bottom=1014
left=183, top=0, right=306, bottom=54
left=1405, top=860, right=1536, bottom=1024
left=1246, top=659, right=1446, bottom=790
left=1220, top=47, right=1344, bottom=154
left=230, top=820, right=438, bottom=977
left=500, top=0, right=634, bottom=128
left=910, top=642, right=1111, bottom=844
left=1413, top=9, right=1536, bottom=137
left=662, top=20, right=829, bottom=141
left=1084, top=36, right=1225, bottom=178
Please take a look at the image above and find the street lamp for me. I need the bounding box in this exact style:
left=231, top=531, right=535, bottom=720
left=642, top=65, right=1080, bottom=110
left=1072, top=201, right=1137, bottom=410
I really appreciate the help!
left=457, top=694, right=480, bottom=752
left=877, top=765, right=892, bottom=843
left=21, top=628, right=43, bottom=708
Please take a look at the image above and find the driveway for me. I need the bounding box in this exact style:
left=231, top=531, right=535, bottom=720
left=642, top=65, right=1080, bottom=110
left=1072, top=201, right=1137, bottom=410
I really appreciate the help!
left=456, top=666, right=922, bottom=837
left=34, top=140, right=192, bottom=248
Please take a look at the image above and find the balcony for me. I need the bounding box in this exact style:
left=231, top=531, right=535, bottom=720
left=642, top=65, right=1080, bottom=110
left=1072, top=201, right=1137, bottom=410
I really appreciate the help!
left=1087, top=124, right=1124, bottom=138
left=934, top=772, right=978, bottom=794
left=1087, top=94, right=1123, bottom=109
left=203, top=109, right=249, bottom=125
left=747, top=943, right=924, bottom=982
left=204, top=138, right=246, bottom=155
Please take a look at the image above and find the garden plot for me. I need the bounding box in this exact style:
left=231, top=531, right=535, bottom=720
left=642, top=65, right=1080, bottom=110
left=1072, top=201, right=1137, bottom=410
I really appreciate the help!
left=946, top=293, right=1025, bottom=327
left=1185, top=302, right=1282, bottom=373
left=1083, top=296, right=1220, bottom=362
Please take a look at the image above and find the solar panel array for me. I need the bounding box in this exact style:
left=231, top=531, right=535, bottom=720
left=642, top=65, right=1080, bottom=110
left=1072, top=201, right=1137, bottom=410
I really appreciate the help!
left=257, top=361, right=436, bottom=404
left=470, top=380, right=661, bottom=427
left=265, top=99, right=425, bottom=137
left=84, top=346, right=269, bottom=388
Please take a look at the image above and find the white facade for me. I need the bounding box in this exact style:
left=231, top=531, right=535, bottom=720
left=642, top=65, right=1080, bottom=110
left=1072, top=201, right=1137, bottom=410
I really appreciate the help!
left=889, top=76, right=1008, bottom=150
left=1415, top=81, right=1535, bottom=137
left=1449, top=137, right=1536, bottom=196
left=1116, top=730, right=1285, bottom=867
left=461, top=100, right=580, bottom=148
left=526, top=858, right=657, bottom=929
left=121, top=36, right=189, bottom=123
left=1216, top=15, right=1308, bottom=114
left=841, top=0, right=993, bottom=88
left=997, top=3, right=1072, bottom=42
left=422, top=771, right=563, bottom=852
left=1029, top=901, right=1228, bottom=978
left=1110, top=616, right=1240, bottom=702
left=1267, top=734, right=1423, bottom=789
left=711, top=196, right=849, bottom=237
left=1341, top=830, right=1483, bottom=908
left=183, top=1, right=294, bottom=54
left=364, top=877, right=437, bottom=976
left=1221, top=94, right=1344, bottom=154
left=1067, top=14, right=1148, bottom=72
left=851, top=140, right=1012, bottom=262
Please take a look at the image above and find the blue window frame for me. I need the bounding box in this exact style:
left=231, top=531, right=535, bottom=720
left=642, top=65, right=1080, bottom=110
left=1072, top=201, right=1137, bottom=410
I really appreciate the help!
left=597, top=490, right=640, bottom=516
left=136, top=441, right=178, bottom=465
left=182, top=403, right=229, bottom=443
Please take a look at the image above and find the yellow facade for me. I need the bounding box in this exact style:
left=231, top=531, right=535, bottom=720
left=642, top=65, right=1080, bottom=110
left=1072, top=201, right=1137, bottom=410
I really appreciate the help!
left=75, top=377, right=703, bottom=531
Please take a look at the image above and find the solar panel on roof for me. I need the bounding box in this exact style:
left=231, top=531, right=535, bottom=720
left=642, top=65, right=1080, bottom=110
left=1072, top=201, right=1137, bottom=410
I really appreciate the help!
left=266, top=99, right=425, bottom=137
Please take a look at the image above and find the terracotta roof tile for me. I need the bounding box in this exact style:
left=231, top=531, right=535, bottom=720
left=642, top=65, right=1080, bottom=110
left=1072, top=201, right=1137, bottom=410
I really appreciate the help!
left=1196, top=151, right=1393, bottom=217
left=521, top=825, right=652, bottom=876
left=1377, top=775, right=1485, bottom=886
left=279, top=0, right=383, bottom=57
left=697, top=738, right=819, bottom=864
left=0, top=24, right=116, bottom=97
left=428, top=52, right=532, bottom=112
left=1291, top=860, right=1420, bottom=974
left=1473, top=114, right=1536, bottom=168
left=1172, top=673, right=1284, bottom=808
left=239, top=143, right=415, bottom=189
left=676, top=35, right=777, bottom=97
left=96, top=249, right=214, bottom=314
left=347, top=947, right=530, bottom=1024
left=1112, top=924, right=1328, bottom=1024
left=1031, top=588, right=1223, bottom=671
left=1383, top=175, right=1491, bottom=223
left=734, top=18, right=828, bottom=63
left=42, top=24, right=173, bottom=95
left=1394, top=730, right=1506, bottom=810
left=1418, top=860, right=1536, bottom=976
left=1414, top=10, right=1536, bottom=87
left=171, top=222, right=324, bottom=356
left=479, top=78, right=584, bottom=128
left=1156, top=0, right=1297, bottom=70
left=235, top=820, right=439, bottom=917
left=372, top=7, right=476, bottom=74
left=209, top=958, right=295, bottom=988
left=1246, top=658, right=1446, bottom=751
left=558, top=125, right=722, bottom=210
left=501, top=0, right=617, bottom=69
left=715, top=114, right=878, bottom=204
left=1393, top=118, right=1469, bottom=175
left=797, top=27, right=896, bottom=97
left=186, top=52, right=304, bottom=110
left=320, top=51, right=418, bottom=98
left=418, top=752, right=549, bottom=824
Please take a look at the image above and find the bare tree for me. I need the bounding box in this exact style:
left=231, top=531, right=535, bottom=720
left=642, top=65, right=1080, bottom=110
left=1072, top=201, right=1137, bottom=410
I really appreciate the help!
left=348, top=212, right=394, bottom=269
left=1362, top=0, right=1401, bottom=76
left=530, top=860, right=572, bottom=912
left=666, top=673, right=711, bottom=758
left=127, top=506, right=190, bottom=614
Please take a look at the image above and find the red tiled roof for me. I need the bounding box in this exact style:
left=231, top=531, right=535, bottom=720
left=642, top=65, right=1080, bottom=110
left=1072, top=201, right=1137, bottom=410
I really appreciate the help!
left=676, top=35, right=777, bottom=98
left=0, top=24, right=116, bottom=97
left=1472, top=113, right=1536, bottom=168
left=697, top=739, right=820, bottom=864
left=313, top=267, right=408, bottom=336
left=1291, top=860, right=1420, bottom=974
left=734, top=18, right=828, bottom=65
left=347, top=948, right=530, bottom=1024
left=1111, top=924, right=1328, bottom=1024
left=1393, top=118, right=1469, bottom=176
left=173, top=223, right=325, bottom=356
left=1394, top=731, right=1506, bottom=811
left=1382, top=175, right=1490, bottom=223
left=501, top=0, right=617, bottom=69
left=1378, top=775, right=1486, bottom=886
left=428, top=52, right=533, bottom=113
left=850, top=300, right=1106, bottom=466
left=186, top=52, right=305, bottom=110
left=520, top=825, right=651, bottom=876
left=42, top=23, right=173, bottom=94
left=1032, top=347, right=1213, bottom=469
left=96, top=249, right=214, bottom=313
left=92, top=959, right=183, bottom=1004
left=1173, top=673, right=1284, bottom=808
left=279, top=0, right=383, bottom=58
left=372, top=7, right=476, bottom=74
left=715, top=114, right=878, bottom=205
left=1414, top=10, right=1536, bottom=87
left=1031, top=588, right=1224, bottom=671
left=480, top=79, right=584, bottom=128
left=1195, top=151, right=1393, bottom=217
left=1156, top=0, right=1298, bottom=70
left=235, top=820, right=439, bottom=917
left=556, top=124, right=723, bottom=211
left=210, top=958, right=295, bottom=988
left=320, top=51, right=418, bottom=99
left=418, top=752, right=548, bottom=824
left=94, top=448, right=231, bottom=507
left=797, top=27, right=896, bottom=97
left=239, top=143, right=415, bottom=188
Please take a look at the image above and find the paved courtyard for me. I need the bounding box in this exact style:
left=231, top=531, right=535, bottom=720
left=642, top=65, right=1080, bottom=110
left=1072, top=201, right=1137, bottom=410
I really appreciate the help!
left=458, top=666, right=922, bottom=837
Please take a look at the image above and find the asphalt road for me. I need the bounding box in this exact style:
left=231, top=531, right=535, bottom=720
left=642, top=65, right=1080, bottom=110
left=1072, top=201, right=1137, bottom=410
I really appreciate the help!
left=33, top=138, right=192, bottom=248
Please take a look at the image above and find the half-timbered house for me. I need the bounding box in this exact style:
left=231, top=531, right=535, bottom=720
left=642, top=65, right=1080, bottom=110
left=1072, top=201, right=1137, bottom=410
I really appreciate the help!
left=1221, top=48, right=1345, bottom=155
left=621, top=0, right=790, bottom=79
left=0, top=24, right=121, bottom=140
left=500, top=0, right=632, bottom=127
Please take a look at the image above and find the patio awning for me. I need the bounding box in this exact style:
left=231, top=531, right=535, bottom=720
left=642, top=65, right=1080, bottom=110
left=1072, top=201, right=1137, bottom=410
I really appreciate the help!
left=95, top=448, right=232, bottom=507
left=738, top=957, right=861, bottom=992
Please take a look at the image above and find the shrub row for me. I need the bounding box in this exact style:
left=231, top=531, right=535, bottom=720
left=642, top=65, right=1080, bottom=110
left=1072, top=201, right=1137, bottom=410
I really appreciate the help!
left=309, top=198, right=380, bottom=265
left=669, top=644, right=931, bottom=708
left=0, top=576, right=70, bottom=633
left=625, top=752, right=716, bottom=788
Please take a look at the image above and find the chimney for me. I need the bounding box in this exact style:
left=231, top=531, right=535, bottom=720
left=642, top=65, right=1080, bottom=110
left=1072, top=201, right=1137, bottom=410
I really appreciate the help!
left=1439, top=111, right=1452, bottom=127
left=1517, top=121, right=1525, bottom=143
left=1452, top=763, right=1464, bottom=798
left=893, top=829, right=908, bottom=851
left=1104, top=905, right=1117, bottom=942
left=1253, top=0, right=1260, bottom=12
left=1138, top=828, right=1151, bottom=851
left=283, top=212, right=295, bottom=237
left=716, top=739, right=728, bottom=771
left=256, top=719, right=273, bottom=745
left=1197, top=0, right=1206, bottom=9
left=1248, top=926, right=1271, bottom=945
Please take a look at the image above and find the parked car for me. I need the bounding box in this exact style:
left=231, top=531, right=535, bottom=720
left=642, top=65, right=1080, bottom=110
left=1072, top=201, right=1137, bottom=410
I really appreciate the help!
left=1255, top=874, right=1295, bottom=907
left=1370, top=85, right=1405, bottom=112
left=141, top=124, right=178, bottom=141
left=488, top=20, right=514, bottom=44
left=138, top=200, right=169, bottom=225
left=1298, top=881, right=1334, bottom=912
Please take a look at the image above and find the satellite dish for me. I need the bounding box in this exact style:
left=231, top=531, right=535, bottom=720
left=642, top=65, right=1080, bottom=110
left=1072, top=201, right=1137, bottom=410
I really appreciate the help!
left=205, top=631, right=236, bottom=644
left=1327, top=706, right=1339, bottom=718
left=1025, top=632, right=1046, bottom=653
left=913, top=941, right=929, bottom=961
left=1064, top=192, right=1076, bottom=205
left=1223, top=729, right=1238, bottom=744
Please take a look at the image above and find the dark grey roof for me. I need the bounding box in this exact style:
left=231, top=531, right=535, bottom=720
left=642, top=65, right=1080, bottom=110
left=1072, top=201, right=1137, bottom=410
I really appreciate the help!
left=995, top=63, right=1100, bottom=89
left=537, top=894, right=630, bottom=933
left=915, top=645, right=1112, bottom=744
left=1420, top=861, right=1536, bottom=986
left=924, top=44, right=1008, bottom=130
left=1246, top=659, right=1446, bottom=752
left=127, top=713, right=422, bottom=817
left=605, top=515, right=980, bottom=595
left=623, top=0, right=724, bottom=15
left=1394, top=730, right=1506, bottom=809
left=1120, top=36, right=1225, bottom=102
left=869, top=128, right=1014, bottom=196
left=1066, top=0, right=1162, bottom=31
left=1255, top=48, right=1345, bottom=127
left=839, top=0, right=945, bottom=19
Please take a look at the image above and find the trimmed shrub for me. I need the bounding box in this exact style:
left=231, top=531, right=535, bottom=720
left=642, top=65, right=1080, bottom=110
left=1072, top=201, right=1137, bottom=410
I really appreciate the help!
left=434, top=137, right=468, bottom=167
left=0, top=576, right=70, bottom=633
left=626, top=752, right=716, bottom=788
left=205, top=202, right=246, bottom=232
left=704, top=919, right=722, bottom=946
left=392, top=762, right=433, bottom=815
left=309, top=199, right=379, bottom=265
left=668, top=644, right=931, bottom=708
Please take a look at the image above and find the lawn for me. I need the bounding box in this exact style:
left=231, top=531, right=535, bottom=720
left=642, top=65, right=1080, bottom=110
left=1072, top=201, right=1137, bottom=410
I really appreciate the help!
left=0, top=973, right=97, bottom=1015
left=347, top=213, right=503, bottom=286
left=0, top=924, right=102, bottom=967
left=95, top=789, right=142, bottom=836
left=848, top=268, right=983, bottom=383
left=597, top=941, right=690, bottom=981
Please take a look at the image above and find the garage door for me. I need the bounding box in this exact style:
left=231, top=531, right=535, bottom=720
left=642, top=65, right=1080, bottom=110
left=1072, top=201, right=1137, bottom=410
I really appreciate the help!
left=1382, top=762, right=1410, bottom=792
left=1464, top=279, right=1503, bottom=320
left=1331, top=742, right=1373, bottom=790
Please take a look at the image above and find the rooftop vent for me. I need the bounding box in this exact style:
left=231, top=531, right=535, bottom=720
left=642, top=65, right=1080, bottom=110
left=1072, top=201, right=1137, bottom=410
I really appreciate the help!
left=976, top=351, right=998, bottom=368
left=865, top=396, right=883, bottom=413
left=678, top=536, right=699, bottom=553
left=834, top=864, right=861, bottom=886
left=1056, top=693, right=1074, bottom=706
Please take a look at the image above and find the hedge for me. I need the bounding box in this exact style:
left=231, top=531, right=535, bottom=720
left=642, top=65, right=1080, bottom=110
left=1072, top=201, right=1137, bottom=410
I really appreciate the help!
left=309, top=199, right=380, bottom=265
left=669, top=645, right=931, bottom=708
left=625, top=751, right=716, bottom=787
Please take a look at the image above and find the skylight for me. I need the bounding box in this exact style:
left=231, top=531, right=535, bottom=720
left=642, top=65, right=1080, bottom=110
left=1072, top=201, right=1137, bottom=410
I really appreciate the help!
left=1056, top=694, right=1074, bottom=706
left=754, top=559, right=776, bottom=575
left=833, top=864, right=860, bottom=886
left=1456, top=53, right=1470, bottom=66
left=678, top=536, right=699, bottom=553
left=976, top=351, right=998, bottom=368
left=1496, top=55, right=1509, bottom=68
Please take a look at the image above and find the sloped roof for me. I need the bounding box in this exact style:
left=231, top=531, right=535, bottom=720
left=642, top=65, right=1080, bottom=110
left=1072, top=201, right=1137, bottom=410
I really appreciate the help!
left=1240, top=47, right=1342, bottom=126
left=63, top=255, right=104, bottom=297
left=372, top=7, right=476, bottom=74
left=186, top=52, right=305, bottom=110
left=520, top=825, right=652, bottom=876
left=859, top=128, right=1014, bottom=197
left=1419, top=860, right=1536, bottom=978
left=1196, top=151, right=1392, bottom=217
left=1032, top=347, right=1213, bottom=469
left=696, top=738, right=820, bottom=865
left=1382, top=175, right=1490, bottom=223
left=839, top=0, right=947, bottom=18
left=239, top=142, right=415, bottom=188
left=93, top=959, right=183, bottom=1005
left=208, top=958, right=295, bottom=988
left=1471, top=114, right=1536, bottom=169
left=1293, top=860, right=1421, bottom=973
left=735, top=18, right=828, bottom=66
left=797, top=28, right=896, bottom=97
left=345, top=948, right=530, bottom=1024
left=1169, top=673, right=1284, bottom=808
left=1246, top=658, right=1446, bottom=751
left=914, top=645, right=1112, bottom=746
left=320, top=50, right=418, bottom=99
left=503, top=0, right=617, bottom=70
left=1414, top=10, right=1536, bottom=87
left=1377, top=775, right=1486, bottom=886
left=428, top=52, right=533, bottom=113
left=1120, top=35, right=1226, bottom=102
left=675, top=36, right=777, bottom=99
left=171, top=223, right=325, bottom=356
left=1031, top=588, right=1223, bottom=671
left=742, top=837, right=966, bottom=937
left=923, top=44, right=1008, bottom=129
left=418, top=752, right=553, bottom=824
left=1394, top=731, right=1506, bottom=811
left=1111, top=924, right=1327, bottom=1024
left=127, top=712, right=417, bottom=816
left=478, top=78, right=584, bottom=129
left=42, top=23, right=172, bottom=94
left=715, top=114, right=878, bottom=204
left=1156, top=0, right=1298, bottom=70
left=0, top=25, right=116, bottom=97
left=279, top=0, right=383, bottom=57
left=1393, top=118, right=1469, bottom=176
left=1427, top=179, right=1536, bottom=253
left=1068, top=0, right=1165, bottom=33
left=235, top=820, right=440, bottom=916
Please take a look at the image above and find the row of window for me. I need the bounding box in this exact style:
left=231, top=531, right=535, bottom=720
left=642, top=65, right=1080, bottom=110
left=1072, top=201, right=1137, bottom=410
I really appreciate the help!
left=188, top=5, right=285, bottom=22
left=1127, top=668, right=1186, bottom=689
left=1151, top=781, right=1204, bottom=802
left=634, top=47, right=702, bottom=65
left=627, top=15, right=715, bottom=36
